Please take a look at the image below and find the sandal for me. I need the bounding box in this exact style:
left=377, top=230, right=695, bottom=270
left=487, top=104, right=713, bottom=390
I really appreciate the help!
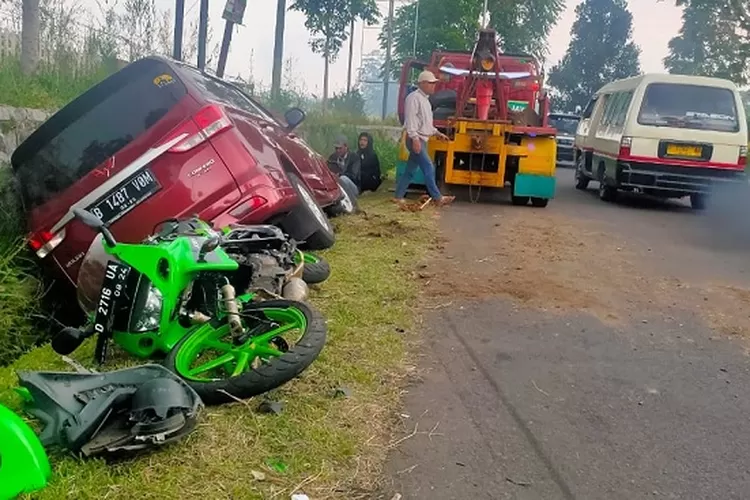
left=436, top=196, right=455, bottom=206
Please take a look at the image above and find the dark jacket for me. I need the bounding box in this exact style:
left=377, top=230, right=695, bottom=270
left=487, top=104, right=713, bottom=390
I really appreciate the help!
left=327, top=150, right=361, bottom=190
left=357, top=132, right=382, bottom=192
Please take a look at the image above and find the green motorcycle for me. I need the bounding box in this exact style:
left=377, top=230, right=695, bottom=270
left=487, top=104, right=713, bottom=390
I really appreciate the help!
left=52, top=209, right=327, bottom=405
left=0, top=404, right=50, bottom=499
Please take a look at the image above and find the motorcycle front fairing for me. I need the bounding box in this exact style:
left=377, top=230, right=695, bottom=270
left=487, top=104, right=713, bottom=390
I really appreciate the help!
left=76, top=234, right=160, bottom=335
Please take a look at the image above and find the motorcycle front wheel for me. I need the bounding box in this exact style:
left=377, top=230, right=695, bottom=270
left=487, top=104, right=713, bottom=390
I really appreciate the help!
left=295, top=252, right=331, bottom=285
left=164, top=300, right=327, bottom=405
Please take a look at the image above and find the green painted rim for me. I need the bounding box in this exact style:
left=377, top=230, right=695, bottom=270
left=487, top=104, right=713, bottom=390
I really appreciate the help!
left=173, top=306, right=308, bottom=382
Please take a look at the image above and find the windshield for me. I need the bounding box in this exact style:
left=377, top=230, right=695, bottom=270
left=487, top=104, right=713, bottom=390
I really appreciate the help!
left=549, top=115, right=580, bottom=135
left=637, top=83, right=739, bottom=133
left=11, top=58, right=187, bottom=211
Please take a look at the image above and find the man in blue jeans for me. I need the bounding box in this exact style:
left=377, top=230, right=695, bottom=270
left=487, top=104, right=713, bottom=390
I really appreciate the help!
left=394, top=70, right=455, bottom=207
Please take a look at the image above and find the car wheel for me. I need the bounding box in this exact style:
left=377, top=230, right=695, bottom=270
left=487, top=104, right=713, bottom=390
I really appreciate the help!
left=327, top=175, right=359, bottom=218
left=690, top=193, right=707, bottom=210
left=574, top=158, right=590, bottom=190
left=598, top=180, right=617, bottom=202
left=282, top=172, right=336, bottom=250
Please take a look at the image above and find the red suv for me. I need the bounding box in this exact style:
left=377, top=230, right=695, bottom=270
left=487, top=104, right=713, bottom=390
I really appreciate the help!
left=11, top=56, right=346, bottom=287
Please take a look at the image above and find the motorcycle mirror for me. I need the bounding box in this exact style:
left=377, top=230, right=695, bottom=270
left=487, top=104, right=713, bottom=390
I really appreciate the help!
left=198, top=236, right=221, bottom=262
left=73, top=208, right=117, bottom=247
left=73, top=208, right=104, bottom=230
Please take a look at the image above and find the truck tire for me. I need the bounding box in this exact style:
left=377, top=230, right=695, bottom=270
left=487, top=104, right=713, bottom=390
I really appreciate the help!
left=598, top=181, right=618, bottom=202
left=282, top=173, right=336, bottom=250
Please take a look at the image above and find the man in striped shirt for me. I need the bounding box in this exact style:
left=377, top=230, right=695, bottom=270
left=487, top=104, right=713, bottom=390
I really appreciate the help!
left=394, top=70, right=455, bottom=206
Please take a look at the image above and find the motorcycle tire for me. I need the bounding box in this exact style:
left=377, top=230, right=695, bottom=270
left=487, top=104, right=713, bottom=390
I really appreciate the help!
left=164, top=300, right=327, bottom=406
left=301, top=254, right=331, bottom=285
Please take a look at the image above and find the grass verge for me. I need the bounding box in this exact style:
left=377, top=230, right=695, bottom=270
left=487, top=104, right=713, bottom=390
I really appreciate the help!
left=0, top=186, right=436, bottom=499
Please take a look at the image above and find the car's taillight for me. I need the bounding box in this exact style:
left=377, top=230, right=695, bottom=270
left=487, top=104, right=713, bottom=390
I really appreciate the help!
left=29, top=228, right=66, bottom=259
left=229, top=196, right=268, bottom=218
left=619, top=136, right=632, bottom=158
left=739, top=145, right=747, bottom=167
left=168, top=104, right=233, bottom=153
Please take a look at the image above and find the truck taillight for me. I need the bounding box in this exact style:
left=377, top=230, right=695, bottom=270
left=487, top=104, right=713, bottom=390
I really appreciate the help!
left=29, top=228, right=66, bottom=259
left=168, top=104, right=233, bottom=153
left=619, top=136, right=632, bottom=158
left=740, top=145, right=747, bottom=167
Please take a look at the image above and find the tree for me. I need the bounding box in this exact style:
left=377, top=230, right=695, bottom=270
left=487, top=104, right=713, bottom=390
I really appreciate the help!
left=290, top=0, right=379, bottom=109
left=21, top=0, right=41, bottom=75
left=547, top=0, right=641, bottom=112
left=664, top=0, right=750, bottom=84
left=378, top=0, right=565, bottom=78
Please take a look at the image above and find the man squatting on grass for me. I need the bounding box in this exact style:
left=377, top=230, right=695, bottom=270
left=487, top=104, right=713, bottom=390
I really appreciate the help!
left=393, top=70, right=455, bottom=207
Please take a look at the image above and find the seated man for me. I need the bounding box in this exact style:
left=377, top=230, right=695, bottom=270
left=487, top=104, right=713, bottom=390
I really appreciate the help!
left=327, top=135, right=361, bottom=192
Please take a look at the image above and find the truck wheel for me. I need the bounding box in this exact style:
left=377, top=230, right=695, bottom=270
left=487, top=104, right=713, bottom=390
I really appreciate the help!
left=598, top=181, right=617, bottom=202
left=531, top=197, right=549, bottom=208
left=283, top=173, right=336, bottom=250
left=511, top=195, right=530, bottom=206
left=690, top=193, right=707, bottom=210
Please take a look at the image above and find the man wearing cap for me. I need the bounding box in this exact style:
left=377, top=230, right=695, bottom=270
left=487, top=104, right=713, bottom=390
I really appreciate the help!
left=394, top=70, right=455, bottom=206
left=327, top=135, right=361, bottom=192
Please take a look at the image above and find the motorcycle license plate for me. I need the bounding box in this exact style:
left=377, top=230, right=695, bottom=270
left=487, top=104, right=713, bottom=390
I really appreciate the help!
left=93, top=261, right=130, bottom=362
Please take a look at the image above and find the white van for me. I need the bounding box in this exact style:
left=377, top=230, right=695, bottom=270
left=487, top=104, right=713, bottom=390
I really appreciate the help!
left=573, top=73, right=748, bottom=209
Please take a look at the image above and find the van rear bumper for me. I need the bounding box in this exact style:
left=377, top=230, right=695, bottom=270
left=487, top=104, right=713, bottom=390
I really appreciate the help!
left=616, top=161, right=747, bottom=195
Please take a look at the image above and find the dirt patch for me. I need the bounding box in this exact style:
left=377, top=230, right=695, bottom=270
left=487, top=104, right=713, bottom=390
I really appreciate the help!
left=422, top=204, right=750, bottom=333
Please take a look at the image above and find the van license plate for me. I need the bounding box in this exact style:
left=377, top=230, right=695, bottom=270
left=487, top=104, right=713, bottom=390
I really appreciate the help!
left=666, top=144, right=702, bottom=158
left=87, top=168, right=161, bottom=225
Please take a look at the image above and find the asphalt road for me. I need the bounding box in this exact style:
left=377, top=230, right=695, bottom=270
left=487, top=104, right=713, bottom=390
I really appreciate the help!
left=379, top=168, right=750, bottom=500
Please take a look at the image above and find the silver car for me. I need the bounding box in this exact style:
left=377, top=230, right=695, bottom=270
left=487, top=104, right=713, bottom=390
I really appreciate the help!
left=549, top=113, right=580, bottom=168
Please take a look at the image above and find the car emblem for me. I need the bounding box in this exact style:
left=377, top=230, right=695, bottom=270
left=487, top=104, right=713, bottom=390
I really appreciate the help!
left=93, top=156, right=116, bottom=178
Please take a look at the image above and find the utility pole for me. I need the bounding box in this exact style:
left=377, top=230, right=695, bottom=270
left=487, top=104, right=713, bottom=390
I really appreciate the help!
left=216, top=21, right=233, bottom=77
left=271, top=0, right=286, bottom=100
left=482, top=0, right=489, bottom=28
left=197, top=0, right=209, bottom=70
left=173, top=0, right=184, bottom=60
left=382, top=0, right=395, bottom=120
left=346, top=17, right=355, bottom=94
left=412, top=0, right=419, bottom=56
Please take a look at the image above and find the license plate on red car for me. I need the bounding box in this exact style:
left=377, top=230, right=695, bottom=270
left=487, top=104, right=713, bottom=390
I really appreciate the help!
left=87, top=168, right=161, bottom=225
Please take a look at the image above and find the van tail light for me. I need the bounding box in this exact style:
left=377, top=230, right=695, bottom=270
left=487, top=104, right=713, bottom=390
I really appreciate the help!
left=168, top=104, right=234, bottom=153
left=739, top=145, right=747, bottom=167
left=619, top=136, right=632, bottom=158
left=229, top=196, right=268, bottom=218
left=29, top=228, right=66, bottom=259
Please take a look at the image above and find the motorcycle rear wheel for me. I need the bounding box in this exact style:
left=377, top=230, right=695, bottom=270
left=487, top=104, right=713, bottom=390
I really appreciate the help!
left=164, top=300, right=327, bottom=405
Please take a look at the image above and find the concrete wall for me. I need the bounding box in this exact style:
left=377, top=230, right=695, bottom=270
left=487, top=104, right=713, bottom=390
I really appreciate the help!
left=0, top=106, right=53, bottom=164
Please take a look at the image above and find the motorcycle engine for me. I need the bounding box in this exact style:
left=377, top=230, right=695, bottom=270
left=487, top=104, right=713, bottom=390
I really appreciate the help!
left=233, top=251, right=290, bottom=296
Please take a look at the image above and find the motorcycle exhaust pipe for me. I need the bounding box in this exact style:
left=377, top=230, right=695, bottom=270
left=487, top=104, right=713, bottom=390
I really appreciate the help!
left=282, top=277, right=309, bottom=302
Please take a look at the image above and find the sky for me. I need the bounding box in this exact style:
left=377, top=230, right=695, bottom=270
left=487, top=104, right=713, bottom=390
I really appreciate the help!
left=187, top=0, right=685, bottom=94
left=88, top=0, right=684, bottom=94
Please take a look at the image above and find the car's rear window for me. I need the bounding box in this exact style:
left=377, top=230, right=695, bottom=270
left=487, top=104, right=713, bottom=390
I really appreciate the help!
left=637, top=82, right=739, bottom=133
left=12, top=58, right=187, bottom=210
left=549, top=115, right=579, bottom=135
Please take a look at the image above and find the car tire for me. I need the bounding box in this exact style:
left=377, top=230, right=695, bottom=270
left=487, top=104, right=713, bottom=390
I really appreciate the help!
left=690, top=193, right=707, bottom=210
left=575, top=158, right=590, bottom=190
left=282, top=172, right=336, bottom=250
left=598, top=180, right=617, bottom=202
left=327, top=175, right=359, bottom=218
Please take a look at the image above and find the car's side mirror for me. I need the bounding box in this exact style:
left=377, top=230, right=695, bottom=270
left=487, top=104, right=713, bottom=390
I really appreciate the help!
left=284, top=107, right=306, bottom=131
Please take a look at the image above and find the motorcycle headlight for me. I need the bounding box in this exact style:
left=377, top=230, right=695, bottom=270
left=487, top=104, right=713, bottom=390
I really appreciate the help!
left=132, top=285, right=163, bottom=332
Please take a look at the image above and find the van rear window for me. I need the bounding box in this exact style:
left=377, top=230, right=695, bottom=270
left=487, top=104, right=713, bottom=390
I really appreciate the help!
left=11, top=58, right=187, bottom=210
left=637, top=83, right=739, bottom=133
